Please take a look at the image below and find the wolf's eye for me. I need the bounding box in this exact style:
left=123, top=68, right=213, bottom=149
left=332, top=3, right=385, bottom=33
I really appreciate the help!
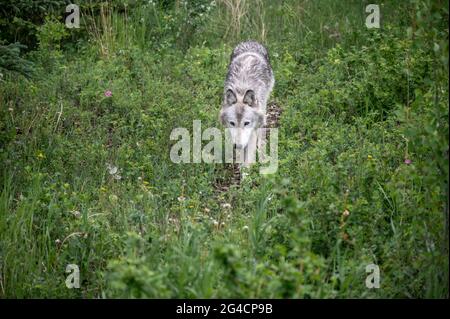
left=229, top=121, right=235, bottom=127
left=244, top=121, right=250, bottom=126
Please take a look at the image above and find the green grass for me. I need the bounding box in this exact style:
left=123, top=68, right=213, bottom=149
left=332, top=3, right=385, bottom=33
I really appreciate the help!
left=0, top=0, right=448, bottom=298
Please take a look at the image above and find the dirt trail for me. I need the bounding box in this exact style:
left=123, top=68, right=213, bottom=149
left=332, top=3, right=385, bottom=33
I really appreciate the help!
left=213, top=101, right=282, bottom=195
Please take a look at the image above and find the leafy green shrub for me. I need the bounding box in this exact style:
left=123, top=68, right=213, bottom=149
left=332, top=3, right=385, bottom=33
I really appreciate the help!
left=0, top=0, right=69, bottom=49
left=0, top=42, right=33, bottom=78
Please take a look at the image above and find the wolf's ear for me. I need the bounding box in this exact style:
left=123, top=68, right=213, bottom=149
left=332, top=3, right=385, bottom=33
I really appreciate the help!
left=243, top=90, right=256, bottom=107
left=225, top=89, right=237, bottom=105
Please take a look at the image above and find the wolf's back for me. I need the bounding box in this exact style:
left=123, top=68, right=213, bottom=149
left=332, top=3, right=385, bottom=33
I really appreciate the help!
left=224, top=41, right=275, bottom=114
left=230, top=41, right=270, bottom=64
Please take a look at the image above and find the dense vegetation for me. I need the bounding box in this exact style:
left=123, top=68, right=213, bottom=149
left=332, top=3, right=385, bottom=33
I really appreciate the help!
left=0, top=0, right=448, bottom=298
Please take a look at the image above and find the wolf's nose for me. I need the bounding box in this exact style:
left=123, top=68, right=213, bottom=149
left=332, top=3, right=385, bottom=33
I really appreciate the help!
left=234, top=143, right=244, bottom=149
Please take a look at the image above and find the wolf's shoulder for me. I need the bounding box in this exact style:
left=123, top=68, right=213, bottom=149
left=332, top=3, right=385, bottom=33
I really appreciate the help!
left=230, top=40, right=270, bottom=62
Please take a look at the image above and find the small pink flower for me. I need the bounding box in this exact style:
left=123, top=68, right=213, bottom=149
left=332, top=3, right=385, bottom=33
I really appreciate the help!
left=404, top=159, right=412, bottom=165
left=104, top=90, right=112, bottom=97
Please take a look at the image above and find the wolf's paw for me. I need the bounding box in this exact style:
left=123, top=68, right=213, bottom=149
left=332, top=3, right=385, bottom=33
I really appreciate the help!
left=239, top=163, right=251, bottom=180
left=240, top=162, right=251, bottom=169
left=240, top=170, right=249, bottom=181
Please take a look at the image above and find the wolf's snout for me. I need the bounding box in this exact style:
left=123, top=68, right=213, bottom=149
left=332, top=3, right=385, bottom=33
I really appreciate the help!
left=234, top=143, right=245, bottom=149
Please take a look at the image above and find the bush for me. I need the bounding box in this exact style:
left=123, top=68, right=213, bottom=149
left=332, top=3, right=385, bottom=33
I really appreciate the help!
left=0, top=0, right=447, bottom=298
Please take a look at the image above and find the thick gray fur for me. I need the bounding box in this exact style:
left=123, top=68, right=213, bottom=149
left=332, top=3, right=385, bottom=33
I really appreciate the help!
left=223, top=40, right=275, bottom=116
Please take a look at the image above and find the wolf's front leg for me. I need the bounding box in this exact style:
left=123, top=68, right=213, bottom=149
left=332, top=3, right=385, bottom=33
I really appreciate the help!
left=243, top=130, right=258, bottom=167
left=257, top=128, right=267, bottom=163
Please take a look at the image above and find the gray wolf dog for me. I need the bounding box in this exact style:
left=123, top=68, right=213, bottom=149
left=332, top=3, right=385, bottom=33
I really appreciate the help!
left=219, top=41, right=275, bottom=167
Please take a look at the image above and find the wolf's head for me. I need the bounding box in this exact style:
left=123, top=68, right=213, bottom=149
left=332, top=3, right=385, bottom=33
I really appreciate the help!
left=219, top=89, right=265, bottom=149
